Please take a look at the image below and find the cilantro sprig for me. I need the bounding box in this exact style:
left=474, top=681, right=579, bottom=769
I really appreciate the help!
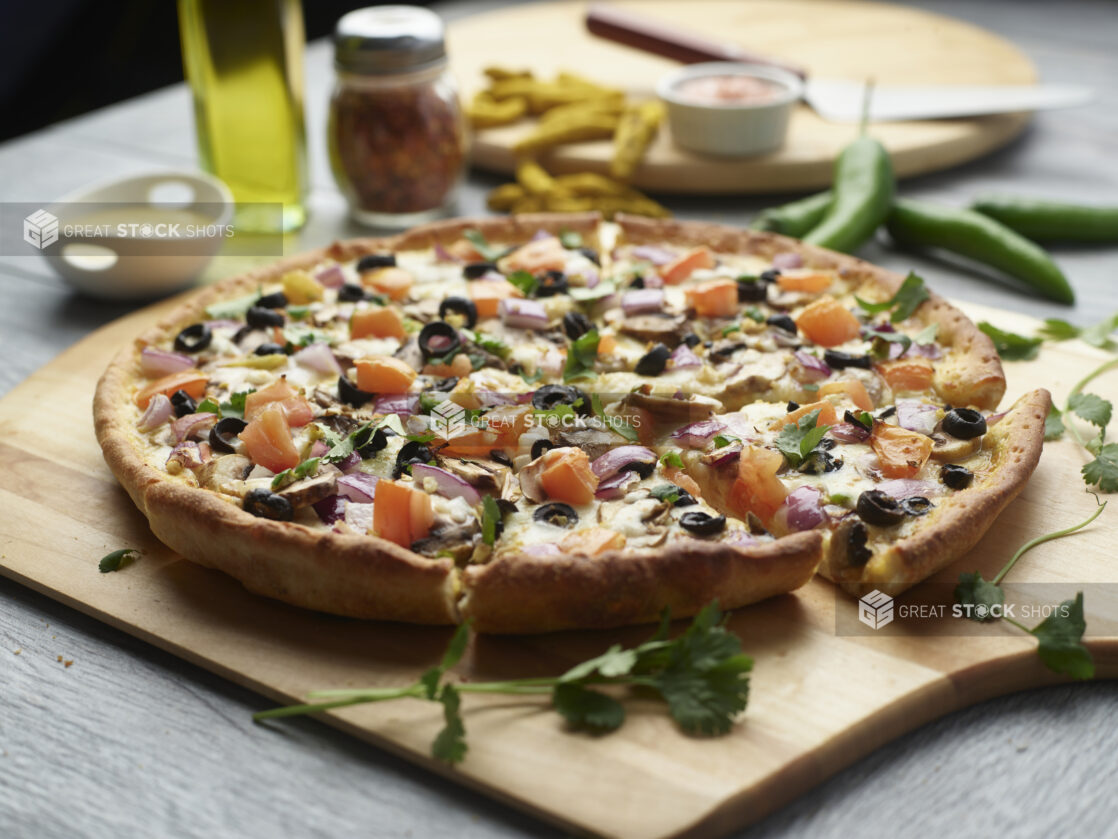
left=855, top=272, right=929, bottom=323
left=564, top=328, right=600, bottom=382
left=254, top=602, right=753, bottom=763
left=977, top=322, right=1043, bottom=361
left=197, top=389, right=254, bottom=419
left=1044, top=358, right=1118, bottom=492
left=955, top=495, right=1105, bottom=679
left=775, top=408, right=831, bottom=467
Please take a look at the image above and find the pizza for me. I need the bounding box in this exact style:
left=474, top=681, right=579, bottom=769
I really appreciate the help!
left=93, top=213, right=1049, bottom=633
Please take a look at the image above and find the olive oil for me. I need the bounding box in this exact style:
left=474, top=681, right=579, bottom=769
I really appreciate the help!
left=178, top=0, right=308, bottom=232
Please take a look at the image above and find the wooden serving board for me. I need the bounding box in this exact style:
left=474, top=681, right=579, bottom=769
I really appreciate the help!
left=449, top=0, right=1037, bottom=194
left=2, top=295, right=1117, bottom=839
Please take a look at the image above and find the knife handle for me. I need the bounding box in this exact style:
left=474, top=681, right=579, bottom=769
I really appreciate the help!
left=585, top=4, right=807, bottom=79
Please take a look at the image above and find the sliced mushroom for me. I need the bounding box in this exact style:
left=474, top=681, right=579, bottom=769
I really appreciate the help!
left=929, top=430, right=983, bottom=462
left=622, top=391, right=715, bottom=425
left=317, top=412, right=361, bottom=437
left=198, top=454, right=252, bottom=495
left=436, top=455, right=510, bottom=494
left=412, top=522, right=479, bottom=561
left=393, top=337, right=426, bottom=371
left=618, top=313, right=688, bottom=345
left=275, top=470, right=339, bottom=508
left=555, top=427, right=619, bottom=461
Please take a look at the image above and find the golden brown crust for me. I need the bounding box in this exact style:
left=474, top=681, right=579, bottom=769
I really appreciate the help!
left=819, top=388, right=1051, bottom=596
left=615, top=214, right=1006, bottom=410
left=459, top=531, right=822, bottom=634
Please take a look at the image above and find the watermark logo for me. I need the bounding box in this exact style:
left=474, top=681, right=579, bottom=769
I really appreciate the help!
left=23, top=209, right=58, bottom=249
left=430, top=399, right=467, bottom=439
left=858, top=589, right=894, bottom=630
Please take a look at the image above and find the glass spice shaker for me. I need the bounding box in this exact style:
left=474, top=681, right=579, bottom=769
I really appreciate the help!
left=329, top=5, right=468, bottom=228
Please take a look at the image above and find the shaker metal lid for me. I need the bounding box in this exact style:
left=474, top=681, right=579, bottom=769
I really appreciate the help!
left=334, top=5, right=447, bottom=74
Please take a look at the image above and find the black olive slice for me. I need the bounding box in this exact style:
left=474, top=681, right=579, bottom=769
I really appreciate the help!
left=438, top=297, right=478, bottom=329
left=766, top=314, right=797, bottom=334
left=210, top=417, right=248, bottom=453
left=563, top=311, right=592, bottom=340
left=787, top=401, right=800, bottom=412
left=535, top=270, right=569, bottom=297
left=356, top=253, right=396, bottom=272
left=531, top=384, right=590, bottom=415
left=942, top=408, right=987, bottom=440
left=531, top=439, right=555, bottom=460
left=173, top=323, right=212, bottom=353
left=354, top=425, right=389, bottom=458
left=246, top=306, right=285, bottom=330
left=672, top=488, right=697, bottom=507
left=338, top=376, right=375, bottom=407
left=622, top=460, right=655, bottom=479
left=635, top=343, right=671, bottom=376
left=877, top=406, right=897, bottom=419
left=257, top=291, right=288, bottom=309
left=533, top=502, right=578, bottom=528
left=682, top=333, right=701, bottom=348
left=856, top=490, right=906, bottom=526
left=679, top=511, right=727, bottom=535
left=430, top=377, right=459, bottom=393
left=170, top=389, right=197, bottom=417
left=845, top=409, right=873, bottom=431
left=463, top=261, right=497, bottom=279
left=800, top=450, right=843, bottom=475
left=489, top=449, right=513, bottom=467
left=243, top=488, right=293, bottom=521
left=628, top=275, right=646, bottom=289
left=337, top=283, right=367, bottom=302
left=760, top=269, right=781, bottom=283
left=394, top=440, right=432, bottom=478
left=847, top=521, right=872, bottom=565
left=578, top=247, right=600, bottom=265
left=941, top=463, right=974, bottom=489
left=736, top=277, right=767, bottom=302
left=901, top=496, right=935, bottom=516
left=823, top=349, right=872, bottom=369
left=418, top=321, right=461, bottom=361
left=254, top=342, right=288, bottom=356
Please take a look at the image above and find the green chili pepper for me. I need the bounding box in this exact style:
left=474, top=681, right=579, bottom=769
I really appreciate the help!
left=971, top=195, right=1118, bottom=243
left=803, top=137, right=894, bottom=254
left=886, top=198, right=1076, bottom=304
left=751, top=191, right=832, bottom=238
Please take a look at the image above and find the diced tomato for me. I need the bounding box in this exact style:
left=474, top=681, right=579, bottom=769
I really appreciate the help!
left=239, top=403, right=300, bottom=473
left=538, top=447, right=599, bottom=506
left=661, top=247, right=714, bottom=285
left=355, top=356, right=417, bottom=394
left=559, top=526, right=626, bottom=557
left=373, top=479, right=434, bottom=547
left=685, top=279, right=739, bottom=318
left=361, top=267, right=414, bottom=301
left=502, top=236, right=567, bottom=274
left=771, top=399, right=837, bottom=430
left=446, top=239, right=484, bottom=262
left=776, top=270, right=834, bottom=293
left=597, top=332, right=618, bottom=355
left=440, top=428, right=500, bottom=457
left=876, top=356, right=935, bottom=394
left=795, top=296, right=862, bottom=347
left=483, top=404, right=532, bottom=447
left=134, top=369, right=208, bottom=408
left=469, top=279, right=522, bottom=319
left=871, top=422, right=933, bottom=479
left=730, top=445, right=787, bottom=526
left=350, top=306, right=407, bottom=341
left=422, top=353, right=474, bottom=378
left=243, top=379, right=314, bottom=427
left=818, top=379, right=874, bottom=411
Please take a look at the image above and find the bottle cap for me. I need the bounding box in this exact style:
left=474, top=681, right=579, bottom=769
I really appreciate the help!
left=334, top=5, right=447, bottom=75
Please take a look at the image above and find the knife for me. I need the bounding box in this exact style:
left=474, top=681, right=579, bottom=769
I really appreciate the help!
left=586, top=5, right=1093, bottom=122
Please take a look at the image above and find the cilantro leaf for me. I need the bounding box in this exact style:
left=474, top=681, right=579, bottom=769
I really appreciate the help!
left=322, top=421, right=373, bottom=464
left=775, top=408, right=830, bottom=467
left=659, top=450, right=684, bottom=468
left=1044, top=405, right=1066, bottom=441
left=650, top=484, right=682, bottom=504
left=99, top=548, right=139, bottom=573
left=712, top=434, right=739, bottom=449
left=552, top=683, right=625, bottom=733
left=559, top=644, right=639, bottom=683
left=1079, top=313, right=1118, bottom=349
left=563, top=328, right=599, bottom=382
left=558, top=229, right=583, bottom=249
left=978, top=322, right=1042, bottom=361
left=913, top=323, right=939, bottom=345
left=505, top=270, right=539, bottom=297
left=469, top=330, right=510, bottom=359
left=953, top=572, right=1005, bottom=622
left=589, top=393, right=639, bottom=442
left=221, top=390, right=254, bottom=420
left=744, top=306, right=765, bottom=323
left=1082, top=443, right=1118, bottom=492
left=420, top=622, right=471, bottom=699
left=431, top=684, right=467, bottom=764
left=866, top=328, right=912, bottom=359
left=463, top=229, right=505, bottom=261
left=1037, top=318, right=1080, bottom=342
left=205, top=290, right=260, bottom=320
left=855, top=272, right=929, bottom=323
left=196, top=398, right=220, bottom=415
left=1068, top=392, right=1112, bottom=429
left=480, top=495, right=502, bottom=546
left=1030, top=592, right=1094, bottom=680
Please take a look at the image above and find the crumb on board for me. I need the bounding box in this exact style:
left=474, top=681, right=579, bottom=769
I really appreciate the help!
left=12, top=649, right=21, bottom=655
left=56, top=655, right=73, bottom=667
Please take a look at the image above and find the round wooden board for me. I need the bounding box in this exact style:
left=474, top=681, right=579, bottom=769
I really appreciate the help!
left=447, top=0, right=1038, bottom=194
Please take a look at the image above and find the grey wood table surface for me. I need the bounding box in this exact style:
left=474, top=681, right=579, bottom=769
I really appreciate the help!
left=3, top=1, right=1118, bottom=837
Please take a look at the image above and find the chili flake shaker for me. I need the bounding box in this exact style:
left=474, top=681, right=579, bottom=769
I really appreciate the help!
left=329, top=5, right=468, bottom=228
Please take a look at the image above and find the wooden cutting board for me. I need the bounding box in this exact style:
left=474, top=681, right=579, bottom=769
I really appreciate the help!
left=449, top=0, right=1037, bottom=194
left=2, top=295, right=1117, bottom=839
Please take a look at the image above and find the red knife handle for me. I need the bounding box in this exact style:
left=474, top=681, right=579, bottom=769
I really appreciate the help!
left=585, top=3, right=807, bottom=79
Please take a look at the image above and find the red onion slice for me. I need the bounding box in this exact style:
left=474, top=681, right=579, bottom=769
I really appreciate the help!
left=896, top=400, right=939, bottom=436
left=167, top=441, right=204, bottom=470
left=411, top=463, right=481, bottom=505
left=794, top=350, right=832, bottom=381
left=876, top=479, right=939, bottom=499
left=630, top=245, right=676, bottom=265
left=314, top=264, right=346, bottom=289
left=670, top=419, right=726, bottom=448
left=499, top=298, right=550, bottom=330
left=670, top=343, right=702, bottom=369
left=433, top=243, right=459, bottom=263
left=336, top=472, right=379, bottom=503
left=137, top=393, right=173, bottom=431
left=373, top=394, right=418, bottom=416
left=590, top=445, right=657, bottom=479
left=531, top=229, right=551, bottom=242
left=781, top=485, right=825, bottom=531
left=309, top=440, right=329, bottom=458
left=772, top=252, right=804, bottom=270
left=828, top=422, right=870, bottom=443
left=172, top=411, right=218, bottom=442
left=313, top=494, right=347, bottom=525
left=621, top=289, right=664, bottom=315
left=595, top=470, right=640, bottom=500
left=337, top=451, right=362, bottom=472
left=294, top=342, right=342, bottom=376
left=140, top=347, right=194, bottom=378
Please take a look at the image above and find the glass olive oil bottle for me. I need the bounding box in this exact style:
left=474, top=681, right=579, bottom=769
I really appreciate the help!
left=178, top=0, right=308, bottom=233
